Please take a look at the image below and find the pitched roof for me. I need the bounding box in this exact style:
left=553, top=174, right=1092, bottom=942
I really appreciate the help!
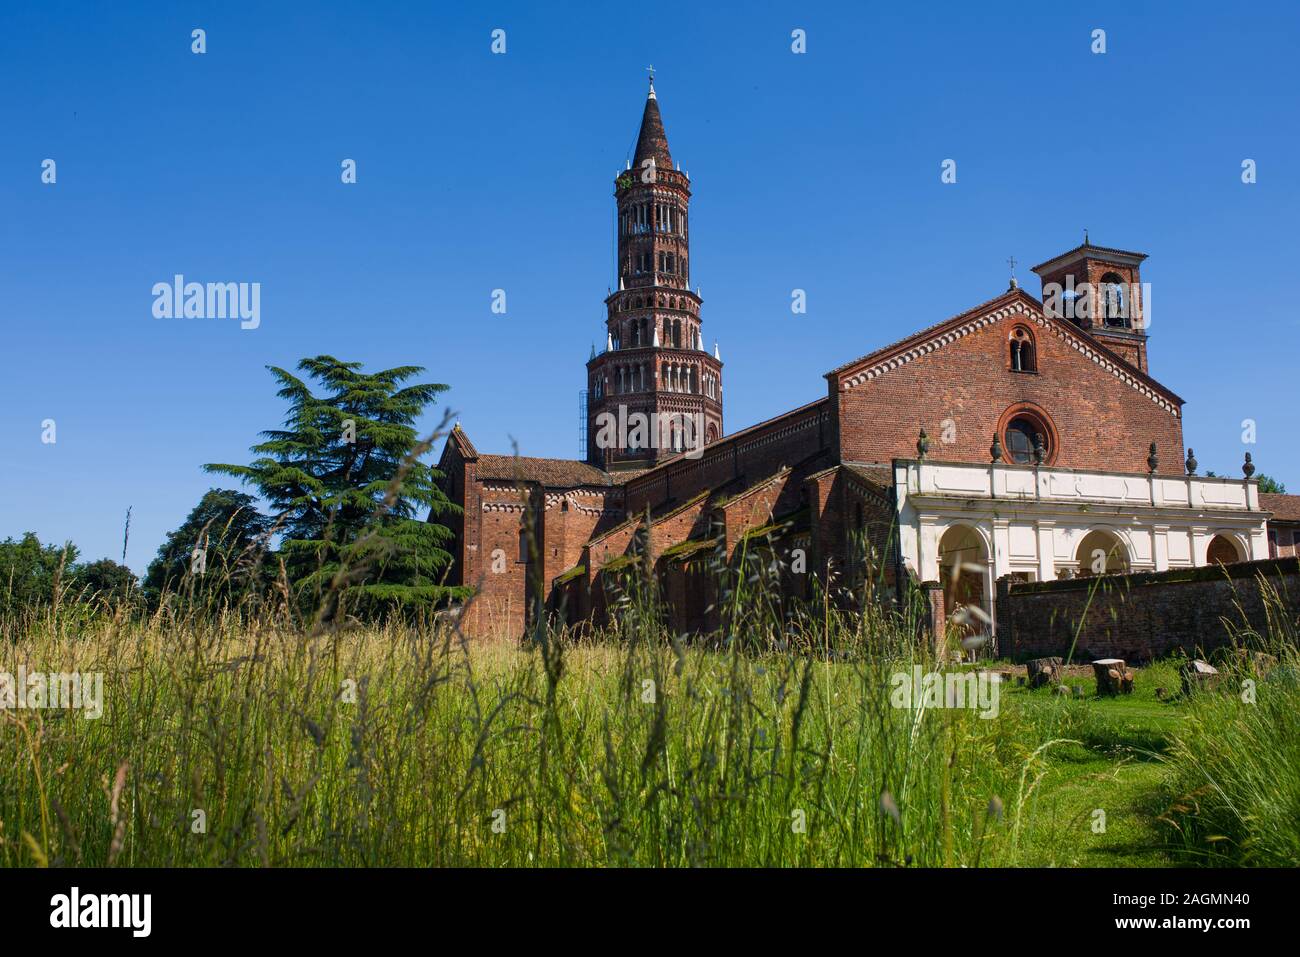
left=824, top=287, right=1184, bottom=412
left=1261, top=493, right=1300, bottom=522
left=826, top=288, right=1027, bottom=378
left=630, top=396, right=830, bottom=475
left=448, top=424, right=478, bottom=458
left=633, top=84, right=673, bottom=171
left=842, top=462, right=894, bottom=491
left=1031, top=242, right=1148, bottom=273
left=475, top=454, right=641, bottom=489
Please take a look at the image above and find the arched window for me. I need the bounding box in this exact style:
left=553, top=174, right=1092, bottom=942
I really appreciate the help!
left=673, top=319, right=682, bottom=348
left=1009, top=327, right=1036, bottom=372
left=1100, top=272, right=1129, bottom=327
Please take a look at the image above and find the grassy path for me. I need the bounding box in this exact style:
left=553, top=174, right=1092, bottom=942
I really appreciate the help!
left=1002, top=669, right=1185, bottom=867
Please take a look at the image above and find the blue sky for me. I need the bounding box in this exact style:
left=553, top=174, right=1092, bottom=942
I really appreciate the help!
left=3, top=0, right=1298, bottom=572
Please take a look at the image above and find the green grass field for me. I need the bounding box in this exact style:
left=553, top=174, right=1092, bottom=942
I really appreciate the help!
left=3, top=591, right=1296, bottom=867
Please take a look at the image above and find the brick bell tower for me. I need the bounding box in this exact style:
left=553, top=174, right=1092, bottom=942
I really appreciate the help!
left=1031, top=236, right=1151, bottom=374
left=585, top=72, right=723, bottom=470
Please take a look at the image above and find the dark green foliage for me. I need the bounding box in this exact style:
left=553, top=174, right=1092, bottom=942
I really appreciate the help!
left=72, top=558, right=138, bottom=599
left=143, top=488, right=273, bottom=603
left=1257, top=473, right=1287, bottom=494
left=205, top=355, right=465, bottom=616
left=0, top=533, right=78, bottom=614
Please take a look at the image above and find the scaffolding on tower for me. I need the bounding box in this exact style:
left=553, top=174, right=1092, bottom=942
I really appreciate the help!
left=578, top=389, right=588, bottom=460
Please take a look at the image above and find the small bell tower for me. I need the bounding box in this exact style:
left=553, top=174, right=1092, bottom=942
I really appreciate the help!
left=1031, top=236, right=1150, bottom=373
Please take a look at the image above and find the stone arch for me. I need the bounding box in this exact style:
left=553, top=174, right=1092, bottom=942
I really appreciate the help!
left=1074, top=527, right=1129, bottom=577
left=937, top=523, right=991, bottom=637
left=1206, top=532, right=1246, bottom=566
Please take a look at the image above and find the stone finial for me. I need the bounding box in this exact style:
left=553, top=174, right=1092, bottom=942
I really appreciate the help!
left=1243, top=452, right=1256, bottom=479
left=990, top=431, right=1003, bottom=463
left=916, top=428, right=930, bottom=461
left=589, top=343, right=596, bottom=360
left=1032, top=433, right=1046, bottom=465
left=1147, top=442, right=1158, bottom=474
left=1185, top=448, right=1197, bottom=475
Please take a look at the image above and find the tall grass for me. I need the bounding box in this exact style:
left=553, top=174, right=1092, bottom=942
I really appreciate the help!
left=4, top=445, right=1297, bottom=867
left=0, top=541, right=1083, bottom=867
left=1160, top=581, right=1300, bottom=866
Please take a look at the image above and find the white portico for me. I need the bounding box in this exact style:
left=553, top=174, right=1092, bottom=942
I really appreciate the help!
left=891, top=458, right=1271, bottom=636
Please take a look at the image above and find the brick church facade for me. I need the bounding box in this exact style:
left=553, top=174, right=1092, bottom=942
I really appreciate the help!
left=436, top=78, right=1300, bottom=644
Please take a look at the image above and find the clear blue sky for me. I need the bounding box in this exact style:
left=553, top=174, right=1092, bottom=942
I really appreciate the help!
left=3, top=1, right=1298, bottom=573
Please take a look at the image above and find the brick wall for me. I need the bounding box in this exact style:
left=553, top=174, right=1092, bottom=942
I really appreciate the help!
left=832, top=293, right=1184, bottom=476
left=1000, top=557, right=1300, bottom=663
left=623, top=399, right=830, bottom=517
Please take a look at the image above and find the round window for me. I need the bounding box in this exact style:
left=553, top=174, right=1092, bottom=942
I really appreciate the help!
left=1005, top=417, right=1046, bottom=464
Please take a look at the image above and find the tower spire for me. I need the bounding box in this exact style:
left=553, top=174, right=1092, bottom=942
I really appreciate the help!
left=634, top=71, right=672, bottom=171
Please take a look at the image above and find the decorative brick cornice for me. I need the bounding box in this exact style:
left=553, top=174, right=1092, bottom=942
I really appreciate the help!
left=839, top=300, right=1180, bottom=417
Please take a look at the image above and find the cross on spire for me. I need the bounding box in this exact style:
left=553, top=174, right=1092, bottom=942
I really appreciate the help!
left=1006, top=255, right=1017, bottom=277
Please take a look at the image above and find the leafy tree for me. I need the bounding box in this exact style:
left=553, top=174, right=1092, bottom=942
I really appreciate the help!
left=205, top=356, right=464, bottom=617
left=1257, top=474, right=1287, bottom=494
left=72, top=558, right=138, bottom=599
left=143, top=488, right=274, bottom=602
left=0, top=533, right=78, bottom=614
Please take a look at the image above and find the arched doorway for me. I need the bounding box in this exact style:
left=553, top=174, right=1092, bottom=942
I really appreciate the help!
left=1207, top=534, right=1243, bottom=566
left=1075, top=530, right=1128, bottom=577
left=938, top=525, right=988, bottom=636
